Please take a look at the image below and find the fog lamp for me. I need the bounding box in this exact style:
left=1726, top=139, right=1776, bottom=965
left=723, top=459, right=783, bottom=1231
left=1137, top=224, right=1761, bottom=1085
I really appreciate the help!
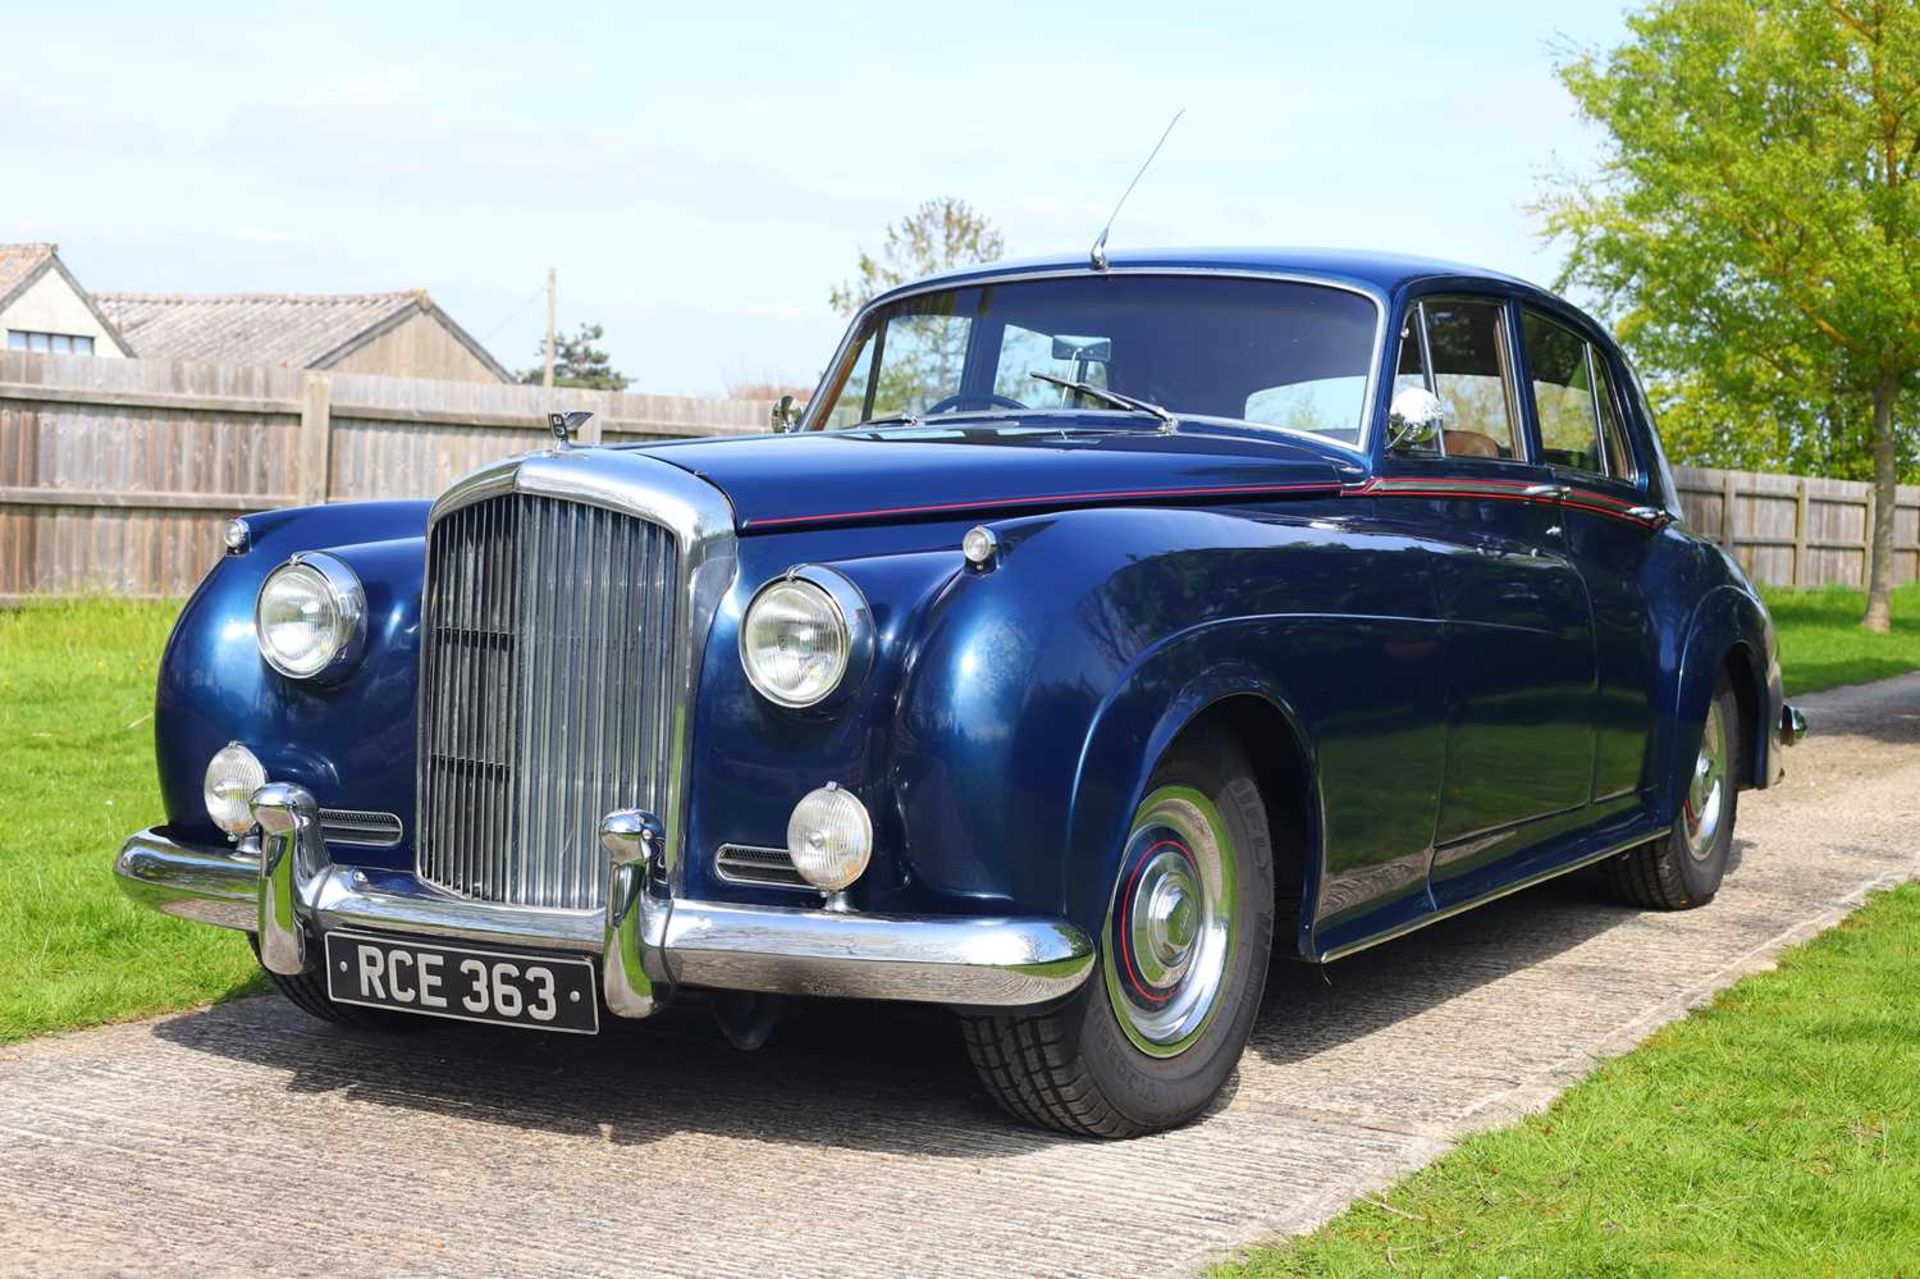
left=785, top=783, right=872, bottom=892
left=204, top=742, right=266, bottom=837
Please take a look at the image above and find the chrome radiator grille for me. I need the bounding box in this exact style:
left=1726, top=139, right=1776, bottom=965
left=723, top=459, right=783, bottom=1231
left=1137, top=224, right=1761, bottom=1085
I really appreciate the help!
left=416, top=493, right=681, bottom=911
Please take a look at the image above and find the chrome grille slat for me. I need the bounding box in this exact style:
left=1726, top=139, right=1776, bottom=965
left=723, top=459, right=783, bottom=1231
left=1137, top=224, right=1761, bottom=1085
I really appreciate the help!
left=418, top=492, right=679, bottom=911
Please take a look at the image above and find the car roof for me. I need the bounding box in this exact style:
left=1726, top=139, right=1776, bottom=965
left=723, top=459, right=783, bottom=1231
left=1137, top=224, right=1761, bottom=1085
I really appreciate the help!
left=875, top=246, right=1539, bottom=304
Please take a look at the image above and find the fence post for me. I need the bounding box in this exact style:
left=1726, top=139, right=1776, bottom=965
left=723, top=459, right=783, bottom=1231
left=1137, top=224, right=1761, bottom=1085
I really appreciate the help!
left=297, top=372, right=333, bottom=505
left=1720, top=469, right=1738, bottom=553
left=1793, top=477, right=1810, bottom=587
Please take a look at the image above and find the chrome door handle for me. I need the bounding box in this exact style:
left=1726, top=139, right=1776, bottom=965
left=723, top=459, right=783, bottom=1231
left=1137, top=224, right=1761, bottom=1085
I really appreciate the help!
left=1624, top=505, right=1671, bottom=527
left=1523, top=483, right=1570, bottom=499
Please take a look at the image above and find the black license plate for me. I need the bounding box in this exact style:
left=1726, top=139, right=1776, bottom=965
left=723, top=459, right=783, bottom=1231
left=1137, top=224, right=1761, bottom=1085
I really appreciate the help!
left=323, top=932, right=599, bottom=1034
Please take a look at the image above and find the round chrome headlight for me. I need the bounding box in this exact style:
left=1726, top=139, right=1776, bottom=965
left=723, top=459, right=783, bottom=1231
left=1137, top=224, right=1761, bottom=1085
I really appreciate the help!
left=204, top=742, right=266, bottom=836
left=739, top=568, right=872, bottom=709
left=786, top=783, right=873, bottom=892
left=254, top=553, right=366, bottom=680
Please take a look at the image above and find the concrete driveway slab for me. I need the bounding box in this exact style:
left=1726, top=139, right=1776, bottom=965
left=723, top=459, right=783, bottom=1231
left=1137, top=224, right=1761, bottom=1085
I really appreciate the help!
left=2, top=674, right=1915, bottom=1277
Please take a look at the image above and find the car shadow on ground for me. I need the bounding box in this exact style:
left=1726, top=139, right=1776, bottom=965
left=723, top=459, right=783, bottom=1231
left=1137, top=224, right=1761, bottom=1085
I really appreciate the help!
left=1248, top=869, right=1672, bottom=1070
left=151, top=860, right=1691, bottom=1156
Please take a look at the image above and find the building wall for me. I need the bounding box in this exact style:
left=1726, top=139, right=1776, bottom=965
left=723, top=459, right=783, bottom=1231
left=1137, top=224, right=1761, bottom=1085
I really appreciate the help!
left=1, top=272, right=127, bottom=357
left=325, top=311, right=505, bottom=383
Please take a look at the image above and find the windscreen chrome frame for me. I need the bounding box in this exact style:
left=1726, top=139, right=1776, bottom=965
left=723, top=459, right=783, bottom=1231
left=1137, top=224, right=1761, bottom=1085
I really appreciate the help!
left=799, top=266, right=1390, bottom=458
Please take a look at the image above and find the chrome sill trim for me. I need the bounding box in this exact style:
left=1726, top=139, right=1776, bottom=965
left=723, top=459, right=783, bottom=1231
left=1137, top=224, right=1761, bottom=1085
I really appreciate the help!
left=1316, top=825, right=1670, bottom=963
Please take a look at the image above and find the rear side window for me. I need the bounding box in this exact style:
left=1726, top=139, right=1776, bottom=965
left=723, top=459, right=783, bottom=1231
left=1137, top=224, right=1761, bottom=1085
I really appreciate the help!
left=1521, top=309, right=1638, bottom=482
left=1592, top=356, right=1639, bottom=482
left=1522, top=310, right=1604, bottom=473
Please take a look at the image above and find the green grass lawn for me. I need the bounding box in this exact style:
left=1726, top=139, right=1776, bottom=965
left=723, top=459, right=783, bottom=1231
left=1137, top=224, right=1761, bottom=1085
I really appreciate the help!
left=1762, top=581, right=1920, bottom=694
left=1217, top=882, right=1920, bottom=1278
left=0, top=598, right=261, bottom=1044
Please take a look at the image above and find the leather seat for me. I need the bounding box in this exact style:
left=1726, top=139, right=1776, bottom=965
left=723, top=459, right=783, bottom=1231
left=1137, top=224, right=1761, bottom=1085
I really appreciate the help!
left=1443, top=430, right=1501, bottom=459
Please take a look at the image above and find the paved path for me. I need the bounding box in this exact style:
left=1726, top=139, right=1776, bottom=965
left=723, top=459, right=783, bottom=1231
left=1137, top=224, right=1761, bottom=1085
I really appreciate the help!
left=4, top=676, right=1917, bottom=1278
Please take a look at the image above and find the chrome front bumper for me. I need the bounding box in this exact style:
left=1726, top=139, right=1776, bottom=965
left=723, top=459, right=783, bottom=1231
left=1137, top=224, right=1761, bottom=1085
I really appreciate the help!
left=116, top=787, right=1094, bottom=1016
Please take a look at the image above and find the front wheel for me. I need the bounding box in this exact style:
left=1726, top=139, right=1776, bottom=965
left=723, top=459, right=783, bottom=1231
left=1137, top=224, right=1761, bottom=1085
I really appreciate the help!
left=961, top=728, right=1274, bottom=1138
left=1605, top=674, right=1741, bottom=910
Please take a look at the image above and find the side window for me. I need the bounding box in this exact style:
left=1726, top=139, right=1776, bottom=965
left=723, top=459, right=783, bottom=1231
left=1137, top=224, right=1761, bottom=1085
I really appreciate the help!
left=1592, top=355, right=1639, bottom=482
left=1391, top=299, right=1518, bottom=461
left=823, top=334, right=876, bottom=429
left=1521, top=309, right=1605, bottom=474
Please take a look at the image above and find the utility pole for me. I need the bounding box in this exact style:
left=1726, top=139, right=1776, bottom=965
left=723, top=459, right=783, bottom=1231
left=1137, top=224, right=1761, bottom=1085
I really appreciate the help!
left=542, top=267, right=556, bottom=389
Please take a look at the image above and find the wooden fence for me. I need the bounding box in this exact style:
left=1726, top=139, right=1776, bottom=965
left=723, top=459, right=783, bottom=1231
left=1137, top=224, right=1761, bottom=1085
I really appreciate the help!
left=2, top=350, right=1913, bottom=598
left=0, top=351, right=770, bottom=599
left=1672, top=465, right=1920, bottom=589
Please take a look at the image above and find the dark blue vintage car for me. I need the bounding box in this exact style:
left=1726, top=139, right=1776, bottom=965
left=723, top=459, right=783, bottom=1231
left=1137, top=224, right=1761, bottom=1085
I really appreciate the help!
left=117, top=248, right=1807, bottom=1136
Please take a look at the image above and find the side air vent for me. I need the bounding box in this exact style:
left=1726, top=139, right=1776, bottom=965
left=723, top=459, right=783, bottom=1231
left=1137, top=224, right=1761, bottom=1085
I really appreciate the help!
left=714, top=844, right=808, bottom=889
left=319, top=808, right=404, bottom=848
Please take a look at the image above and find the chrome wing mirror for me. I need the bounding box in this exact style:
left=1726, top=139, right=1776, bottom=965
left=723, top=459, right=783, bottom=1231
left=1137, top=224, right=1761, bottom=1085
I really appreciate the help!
left=1387, top=386, right=1446, bottom=452
left=771, top=394, right=803, bottom=434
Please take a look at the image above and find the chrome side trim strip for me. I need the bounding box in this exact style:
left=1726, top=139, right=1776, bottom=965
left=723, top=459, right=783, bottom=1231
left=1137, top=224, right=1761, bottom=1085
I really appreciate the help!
left=1316, top=826, right=1670, bottom=962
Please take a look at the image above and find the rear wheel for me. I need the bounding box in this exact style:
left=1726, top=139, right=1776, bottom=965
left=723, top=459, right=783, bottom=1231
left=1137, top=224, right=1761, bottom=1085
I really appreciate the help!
left=962, top=728, right=1274, bottom=1137
left=250, top=936, right=420, bottom=1031
left=1606, top=674, right=1741, bottom=910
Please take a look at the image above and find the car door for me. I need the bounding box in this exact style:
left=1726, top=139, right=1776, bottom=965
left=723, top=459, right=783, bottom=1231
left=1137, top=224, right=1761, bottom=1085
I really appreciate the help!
left=1517, top=305, right=1663, bottom=810
left=1382, top=294, right=1599, bottom=901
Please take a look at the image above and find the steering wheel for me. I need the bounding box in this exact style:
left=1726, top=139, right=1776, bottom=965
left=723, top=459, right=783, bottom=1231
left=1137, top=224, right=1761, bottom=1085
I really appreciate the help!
left=923, top=391, right=1028, bottom=415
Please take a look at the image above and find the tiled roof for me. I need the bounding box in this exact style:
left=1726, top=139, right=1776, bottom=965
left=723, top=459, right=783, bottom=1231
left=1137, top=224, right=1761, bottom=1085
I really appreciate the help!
left=0, top=243, right=58, bottom=307
left=92, top=290, right=426, bottom=368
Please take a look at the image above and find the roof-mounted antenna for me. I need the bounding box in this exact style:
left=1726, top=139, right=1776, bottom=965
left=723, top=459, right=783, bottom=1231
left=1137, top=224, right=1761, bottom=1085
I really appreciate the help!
left=1090, top=107, right=1186, bottom=272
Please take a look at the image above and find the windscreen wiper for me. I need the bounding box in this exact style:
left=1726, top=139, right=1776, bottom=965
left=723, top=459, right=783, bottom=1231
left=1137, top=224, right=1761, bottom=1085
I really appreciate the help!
left=850, top=411, right=921, bottom=429
left=1027, top=372, right=1177, bottom=431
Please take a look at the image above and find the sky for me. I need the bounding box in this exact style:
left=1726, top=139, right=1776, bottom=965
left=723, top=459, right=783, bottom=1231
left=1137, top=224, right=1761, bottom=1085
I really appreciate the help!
left=2, top=1, right=1633, bottom=397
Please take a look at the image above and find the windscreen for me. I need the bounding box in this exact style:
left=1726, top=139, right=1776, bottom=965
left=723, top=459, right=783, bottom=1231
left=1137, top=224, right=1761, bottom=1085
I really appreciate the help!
left=809, top=275, right=1380, bottom=446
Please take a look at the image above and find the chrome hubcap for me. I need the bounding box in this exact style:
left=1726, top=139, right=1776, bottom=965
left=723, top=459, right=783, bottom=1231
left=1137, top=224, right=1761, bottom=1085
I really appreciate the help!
left=1131, top=850, right=1201, bottom=987
left=1684, top=699, right=1729, bottom=860
left=1104, top=786, right=1237, bottom=1058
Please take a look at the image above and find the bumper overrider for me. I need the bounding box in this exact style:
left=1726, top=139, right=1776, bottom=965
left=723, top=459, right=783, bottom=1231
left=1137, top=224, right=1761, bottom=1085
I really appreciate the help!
left=116, top=784, right=1094, bottom=1017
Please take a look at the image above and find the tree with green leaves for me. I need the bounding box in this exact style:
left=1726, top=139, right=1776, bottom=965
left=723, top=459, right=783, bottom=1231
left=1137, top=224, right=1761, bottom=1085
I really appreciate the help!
left=518, top=322, right=630, bottom=391
left=828, top=197, right=1006, bottom=317
left=1540, top=0, right=1918, bottom=630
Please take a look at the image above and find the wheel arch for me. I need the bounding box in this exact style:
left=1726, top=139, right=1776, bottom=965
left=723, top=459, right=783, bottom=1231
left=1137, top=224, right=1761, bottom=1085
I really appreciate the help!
left=1669, top=585, right=1778, bottom=822
left=1065, top=649, right=1323, bottom=957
